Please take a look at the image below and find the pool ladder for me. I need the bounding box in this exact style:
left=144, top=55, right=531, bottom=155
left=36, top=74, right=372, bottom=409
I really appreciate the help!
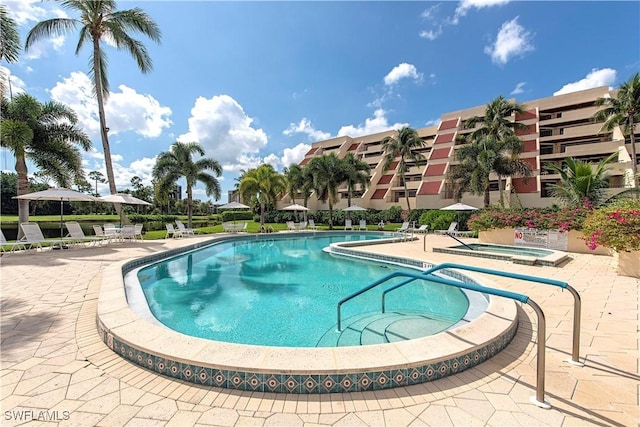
left=337, top=263, right=585, bottom=409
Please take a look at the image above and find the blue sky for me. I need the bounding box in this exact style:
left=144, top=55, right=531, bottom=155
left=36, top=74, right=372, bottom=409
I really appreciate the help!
left=2, top=0, right=639, bottom=203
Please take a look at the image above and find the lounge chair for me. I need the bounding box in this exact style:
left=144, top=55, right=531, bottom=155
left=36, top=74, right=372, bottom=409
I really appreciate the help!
left=134, top=224, right=144, bottom=240
left=165, top=223, right=183, bottom=238
left=395, top=221, right=410, bottom=232
left=412, top=224, right=429, bottom=233
left=0, top=229, right=27, bottom=253
left=286, top=221, right=297, bottom=231
left=435, top=222, right=458, bottom=235
left=297, top=221, right=307, bottom=230
left=436, top=222, right=474, bottom=237
left=103, top=223, right=120, bottom=241
left=359, top=220, right=367, bottom=231
left=19, top=222, right=66, bottom=251
left=308, top=219, right=318, bottom=230
left=175, top=220, right=195, bottom=236
left=344, top=219, right=353, bottom=230
left=93, top=225, right=107, bottom=241
left=64, top=222, right=103, bottom=246
left=120, top=225, right=136, bottom=242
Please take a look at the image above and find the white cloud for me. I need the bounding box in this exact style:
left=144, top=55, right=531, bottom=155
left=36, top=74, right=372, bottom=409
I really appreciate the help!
left=83, top=154, right=156, bottom=194
left=553, top=68, right=617, bottom=96
left=419, top=28, right=443, bottom=41
left=283, top=118, right=331, bottom=142
left=49, top=71, right=172, bottom=139
left=3, top=0, right=62, bottom=25
left=0, top=66, right=26, bottom=95
left=262, top=153, right=281, bottom=170
left=425, top=118, right=440, bottom=127
left=282, top=143, right=311, bottom=167
left=511, top=82, right=526, bottom=95
left=384, top=63, right=423, bottom=86
left=454, top=0, right=511, bottom=23
left=484, top=17, right=534, bottom=65
left=337, top=109, right=408, bottom=137
left=178, top=95, right=268, bottom=171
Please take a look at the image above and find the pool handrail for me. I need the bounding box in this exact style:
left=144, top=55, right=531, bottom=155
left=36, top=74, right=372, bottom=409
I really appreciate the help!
left=336, top=270, right=551, bottom=409
left=380, top=263, right=582, bottom=366
left=445, top=232, right=475, bottom=250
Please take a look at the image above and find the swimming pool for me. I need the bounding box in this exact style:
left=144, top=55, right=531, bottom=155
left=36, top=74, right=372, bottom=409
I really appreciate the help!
left=434, top=243, right=569, bottom=266
left=98, top=232, right=518, bottom=393
left=134, top=233, right=469, bottom=347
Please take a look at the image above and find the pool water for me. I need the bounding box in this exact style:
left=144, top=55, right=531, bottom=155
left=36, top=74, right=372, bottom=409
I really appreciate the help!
left=136, top=233, right=469, bottom=347
left=452, top=243, right=554, bottom=257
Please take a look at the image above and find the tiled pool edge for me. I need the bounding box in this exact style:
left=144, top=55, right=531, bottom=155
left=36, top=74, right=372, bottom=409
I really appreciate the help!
left=96, top=234, right=519, bottom=394
left=432, top=245, right=569, bottom=267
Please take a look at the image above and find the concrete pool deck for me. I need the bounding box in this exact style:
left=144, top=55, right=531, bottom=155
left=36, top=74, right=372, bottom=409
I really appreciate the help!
left=1, top=233, right=638, bottom=426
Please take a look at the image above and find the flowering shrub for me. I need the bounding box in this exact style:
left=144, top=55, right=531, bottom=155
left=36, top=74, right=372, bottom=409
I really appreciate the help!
left=468, top=206, right=592, bottom=232
left=582, top=199, right=640, bottom=252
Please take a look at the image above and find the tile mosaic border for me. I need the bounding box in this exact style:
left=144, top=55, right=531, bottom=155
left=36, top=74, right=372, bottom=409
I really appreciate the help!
left=97, top=232, right=519, bottom=394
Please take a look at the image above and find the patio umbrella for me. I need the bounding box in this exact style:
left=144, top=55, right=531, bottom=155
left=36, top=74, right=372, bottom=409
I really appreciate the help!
left=282, top=203, right=309, bottom=221
left=99, top=193, right=152, bottom=206
left=14, top=187, right=98, bottom=238
left=343, top=205, right=367, bottom=211
left=440, top=202, right=479, bottom=211
left=219, top=201, right=250, bottom=209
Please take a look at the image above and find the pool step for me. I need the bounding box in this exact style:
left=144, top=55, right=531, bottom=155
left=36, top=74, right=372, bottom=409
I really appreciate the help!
left=316, top=311, right=457, bottom=347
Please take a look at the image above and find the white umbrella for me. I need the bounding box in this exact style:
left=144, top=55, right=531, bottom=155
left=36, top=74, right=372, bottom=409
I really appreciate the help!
left=219, top=201, right=250, bottom=209
left=282, top=203, right=309, bottom=211
left=440, top=202, right=479, bottom=211
left=14, top=187, right=98, bottom=237
left=343, top=205, right=367, bottom=211
left=99, top=193, right=152, bottom=206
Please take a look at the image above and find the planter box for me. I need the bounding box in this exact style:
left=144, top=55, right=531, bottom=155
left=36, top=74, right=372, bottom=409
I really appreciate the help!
left=617, top=251, right=640, bottom=278
left=479, top=228, right=611, bottom=256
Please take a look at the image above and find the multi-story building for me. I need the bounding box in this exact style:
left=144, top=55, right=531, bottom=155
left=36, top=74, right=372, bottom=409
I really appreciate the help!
left=281, top=86, right=638, bottom=211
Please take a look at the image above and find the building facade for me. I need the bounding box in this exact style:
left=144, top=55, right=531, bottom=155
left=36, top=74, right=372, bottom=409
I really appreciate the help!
left=282, top=86, right=638, bottom=211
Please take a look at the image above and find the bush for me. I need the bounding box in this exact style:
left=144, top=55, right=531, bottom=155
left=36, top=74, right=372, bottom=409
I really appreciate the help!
left=468, top=206, right=591, bottom=232
left=221, top=210, right=254, bottom=222
left=582, top=199, right=640, bottom=252
left=418, top=210, right=456, bottom=231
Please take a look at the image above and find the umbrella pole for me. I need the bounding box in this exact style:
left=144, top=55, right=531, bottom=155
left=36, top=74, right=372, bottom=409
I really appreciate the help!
left=60, top=200, right=64, bottom=238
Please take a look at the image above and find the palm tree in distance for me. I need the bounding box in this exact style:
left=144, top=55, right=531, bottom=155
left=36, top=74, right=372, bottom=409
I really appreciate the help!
left=25, top=0, right=162, bottom=223
left=153, top=142, right=222, bottom=228
left=0, top=93, right=91, bottom=231
left=239, top=164, right=286, bottom=226
left=343, top=152, right=370, bottom=207
left=381, top=126, right=426, bottom=212
left=594, top=72, right=640, bottom=188
left=283, top=163, right=305, bottom=205
left=456, top=96, right=530, bottom=207
left=307, top=154, right=348, bottom=229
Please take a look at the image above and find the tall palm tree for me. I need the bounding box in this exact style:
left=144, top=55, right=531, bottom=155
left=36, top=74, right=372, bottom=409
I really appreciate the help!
left=0, top=5, right=21, bottom=96
left=343, top=152, right=370, bottom=207
left=594, top=72, right=640, bottom=187
left=307, top=154, right=348, bottom=229
left=25, top=0, right=162, bottom=222
left=283, top=163, right=305, bottom=205
left=238, top=164, right=286, bottom=226
left=545, top=153, right=617, bottom=208
left=0, top=93, right=91, bottom=229
left=381, top=126, right=426, bottom=212
left=153, top=142, right=222, bottom=228
left=456, top=96, right=530, bottom=207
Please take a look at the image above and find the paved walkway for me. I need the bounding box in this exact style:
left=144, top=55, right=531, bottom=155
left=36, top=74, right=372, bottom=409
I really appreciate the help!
left=1, top=234, right=638, bottom=426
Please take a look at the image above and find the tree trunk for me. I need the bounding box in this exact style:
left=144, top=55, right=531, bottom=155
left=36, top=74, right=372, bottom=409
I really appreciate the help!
left=497, top=176, right=504, bottom=207
left=328, top=200, right=333, bottom=230
left=186, top=186, right=193, bottom=228
left=260, top=201, right=265, bottom=225
left=403, top=173, right=411, bottom=212
left=16, top=155, right=29, bottom=239
left=629, top=115, right=638, bottom=189
left=483, top=182, right=491, bottom=207
left=92, top=38, right=126, bottom=225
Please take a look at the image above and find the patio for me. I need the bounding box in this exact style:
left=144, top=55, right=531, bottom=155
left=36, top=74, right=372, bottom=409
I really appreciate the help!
left=0, top=234, right=638, bottom=426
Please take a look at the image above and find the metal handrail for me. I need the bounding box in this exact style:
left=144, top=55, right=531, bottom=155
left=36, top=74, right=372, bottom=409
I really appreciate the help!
left=336, top=270, right=550, bottom=408
left=380, top=263, right=582, bottom=366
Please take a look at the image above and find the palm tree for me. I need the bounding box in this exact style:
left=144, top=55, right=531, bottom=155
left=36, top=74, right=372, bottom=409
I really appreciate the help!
left=0, top=5, right=21, bottom=96
left=455, top=96, right=531, bottom=207
left=238, top=164, right=286, bottom=226
left=25, top=0, right=162, bottom=223
left=594, top=72, right=640, bottom=187
left=307, top=154, right=348, bottom=229
left=343, top=152, right=370, bottom=207
left=381, top=126, right=426, bottom=212
left=0, top=93, right=91, bottom=230
left=283, top=163, right=305, bottom=205
left=153, top=142, right=222, bottom=228
left=545, top=153, right=618, bottom=208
